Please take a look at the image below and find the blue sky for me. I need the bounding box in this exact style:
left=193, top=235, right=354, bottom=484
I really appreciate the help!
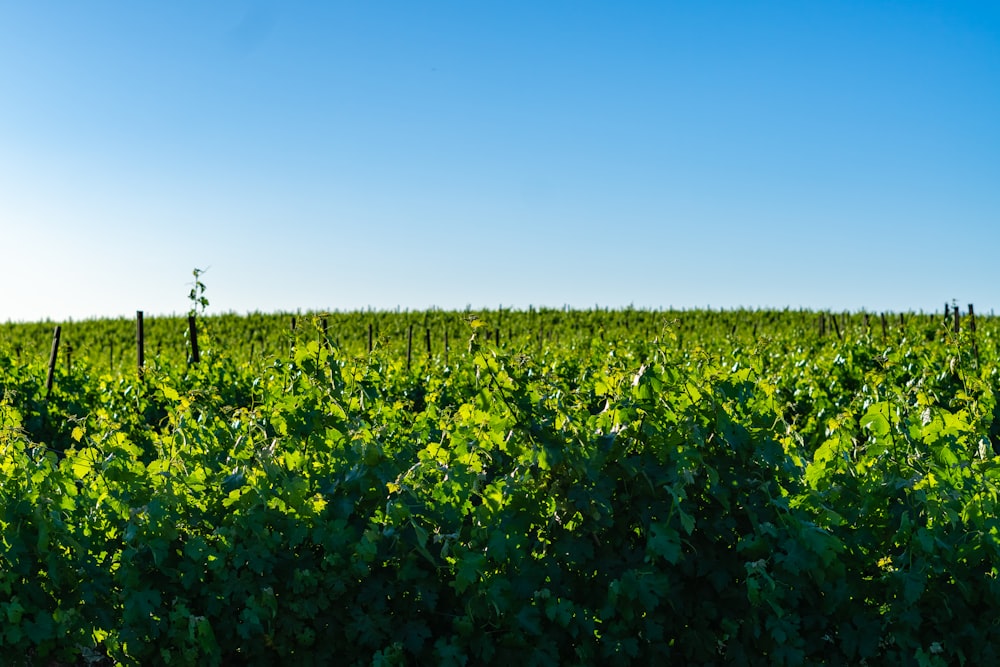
left=2, top=1, right=998, bottom=321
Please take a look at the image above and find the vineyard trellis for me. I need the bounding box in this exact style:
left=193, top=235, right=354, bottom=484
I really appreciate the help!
left=0, top=303, right=996, bottom=665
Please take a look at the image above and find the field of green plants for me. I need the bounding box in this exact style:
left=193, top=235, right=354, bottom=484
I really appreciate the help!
left=2, top=297, right=999, bottom=665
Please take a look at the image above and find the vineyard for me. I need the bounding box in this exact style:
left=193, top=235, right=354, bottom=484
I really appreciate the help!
left=2, top=298, right=1000, bottom=665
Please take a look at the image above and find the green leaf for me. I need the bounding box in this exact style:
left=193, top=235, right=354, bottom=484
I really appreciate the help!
left=647, top=523, right=681, bottom=564
left=860, top=404, right=891, bottom=438
left=515, top=605, right=542, bottom=636
left=452, top=552, right=486, bottom=593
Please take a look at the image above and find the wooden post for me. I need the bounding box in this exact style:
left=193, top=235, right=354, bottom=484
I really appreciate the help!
left=368, top=323, right=373, bottom=354
left=136, top=311, right=145, bottom=376
left=425, top=327, right=431, bottom=357
left=819, top=313, right=826, bottom=338
left=880, top=313, right=887, bottom=341
left=945, top=303, right=950, bottom=322
left=969, top=304, right=980, bottom=364
left=406, top=324, right=413, bottom=370
left=831, top=314, right=842, bottom=340
left=953, top=307, right=960, bottom=333
left=66, top=341, right=72, bottom=375
left=46, top=325, right=61, bottom=399
left=443, top=329, right=449, bottom=364
left=188, top=315, right=200, bottom=364
left=321, top=318, right=329, bottom=349
left=495, top=328, right=500, bottom=348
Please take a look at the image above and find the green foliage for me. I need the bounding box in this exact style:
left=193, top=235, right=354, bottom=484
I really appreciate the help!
left=188, top=268, right=210, bottom=317
left=1, top=308, right=999, bottom=664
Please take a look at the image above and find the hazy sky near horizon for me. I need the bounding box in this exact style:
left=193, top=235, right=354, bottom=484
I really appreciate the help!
left=2, top=1, right=998, bottom=321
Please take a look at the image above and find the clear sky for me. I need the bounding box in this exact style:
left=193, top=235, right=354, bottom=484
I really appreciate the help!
left=2, top=1, right=998, bottom=321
